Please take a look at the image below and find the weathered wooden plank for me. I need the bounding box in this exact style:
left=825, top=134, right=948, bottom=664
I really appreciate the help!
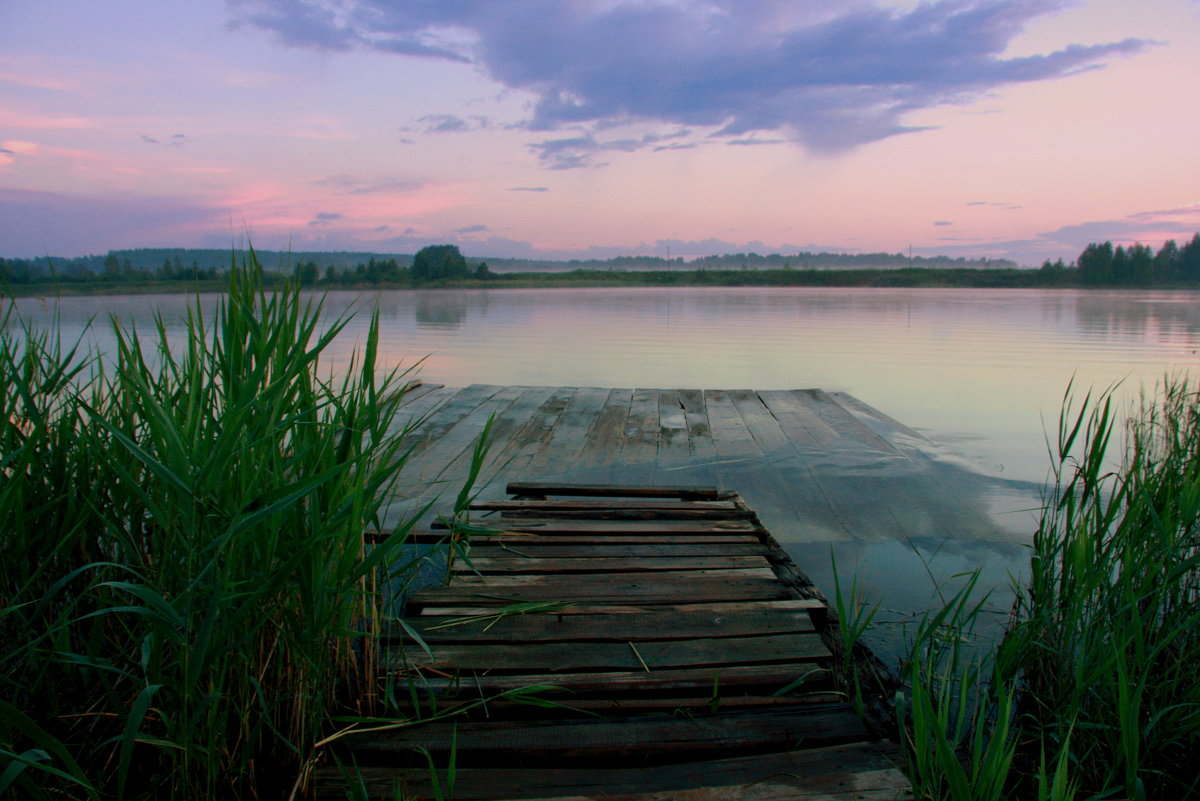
left=508, top=770, right=912, bottom=801
left=523, top=387, right=613, bottom=478
left=527, top=693, right=847, bottom=713
left=649, top=387, right=720, bottom=487
left=414, top=598, right=826, bottom=617
left=507, top=482, right=726, bottom=500
left=701, top=391, right=814, bottom=541
left=404, top=608, right=817, bottom=643
left=656, top=389, right=693, bottom=470
left=792, top=389, right=901, bottom=455
left=393, top=632, right=830, bottom=672
left=751, top=391, right=855, bottom=539
left=411, top=532, right=763, bottom=546
left=405, top=576, right=796, bottom=607
left=483, top=386, right=578, bottom=479
left=451, top=567, right=779, bottom=584
left=418, top=385, right=536, bottom=489
left=436, top=568, right=781, bottom=588
left=449, top=555, right=772, bottom=574
left=727, top=390, right=795, bottom=456
left=464, top=385, right=560, bottom=475
left=576, top=387, right=633, bottom=475
left=388, top=383, right=451, bottom=430
left=719, top=390, right=829, bottom=538
left=355, top=479, right=904, bottom=801
left=829, top=391, right=926, bottom=443
left=343, top=705, right=870, bottom=761
left=315, top=742, right=908, bottom=801
left=487, top=509, right=756, bottom=521
left=468, top=496, right=739, bottom=510
left=755, top=390, right=841, bottom=447
left=383, top=387, right=457, bottom=471
left=679, top=388, right=717, bottom=459
left=619, top=388, right=661, bottom=483
left=469, top=498, right=752, bottom=519
left=455, top=542, right=773, bottom=559
left=433, top=516, right=757, bottom=532
left=399, top=384, right=505, bottom=455
left=412, top=385, right=528, bottom=484
left=398, top=661, right=831, bottom=697
left=705, top=389, right=764, bottom=462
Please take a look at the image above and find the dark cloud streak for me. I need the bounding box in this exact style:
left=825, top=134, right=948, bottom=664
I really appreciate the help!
left=232, top=0, right=1152, bottom=155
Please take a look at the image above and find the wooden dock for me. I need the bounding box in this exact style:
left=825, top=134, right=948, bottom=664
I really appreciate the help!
left=316, top=484, right=910, bottom=800
left=381, top=384, right=1032, bottom=545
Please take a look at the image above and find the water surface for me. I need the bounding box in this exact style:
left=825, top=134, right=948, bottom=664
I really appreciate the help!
left=16, top=286, right=1200, bottom=640
left=23, top=286, right=1199, bottom=484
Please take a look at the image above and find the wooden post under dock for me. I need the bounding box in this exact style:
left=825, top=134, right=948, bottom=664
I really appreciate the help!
left=315, top=483, right=911, bottom=800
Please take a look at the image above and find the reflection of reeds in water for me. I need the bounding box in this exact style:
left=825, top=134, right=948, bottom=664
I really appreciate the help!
left=0, top=254, right=428, bottom=799
left=842, top=379, right=1200, bottom=799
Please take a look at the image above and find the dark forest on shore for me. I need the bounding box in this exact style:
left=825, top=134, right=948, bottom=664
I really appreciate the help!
left=3, top=234, right=1199, bottom=293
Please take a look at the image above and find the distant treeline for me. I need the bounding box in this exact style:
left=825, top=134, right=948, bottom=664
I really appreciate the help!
left=0, top=245, right=1008, bottom=286
left=476, top=250, right=1016, bottom=272
left=3, top=236, right=1199, bottom=292
left=0, top=248, right=411, bottom=286
left=1038, top=233, right=1200, bottom=286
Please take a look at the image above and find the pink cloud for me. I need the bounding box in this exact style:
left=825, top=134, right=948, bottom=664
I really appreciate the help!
left=2, top=141, right=39, bottom=155
left=0, top=105, right=92, bottom=129
left=0, top=70, right=79, bottom=93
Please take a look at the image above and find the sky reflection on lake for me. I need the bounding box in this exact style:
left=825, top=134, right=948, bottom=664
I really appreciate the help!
left=16, top=286, right=1200, bottom=487
left=14, top=284, right=1200, bottom=657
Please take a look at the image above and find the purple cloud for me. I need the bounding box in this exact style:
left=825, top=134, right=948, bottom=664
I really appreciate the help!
left=528, top=129, right=691, bottom=168
left=312, top=174, right=423, bottom=194
left=726, top=137, right=790, bottom=147
left=414, top=114, right=491, bottom=134
left=141, top=133, right=191, bottom=147
left=927, top=205, right=1200, bottom=265
left=308, top=211, right=344, bottom=226
left=232, top=0, right=1151, bottom=154
left=0, top=188, right=224, bottom=257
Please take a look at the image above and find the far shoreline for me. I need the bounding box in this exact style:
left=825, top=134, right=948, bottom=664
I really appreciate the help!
left=0, top=266, right=1183, bottom=298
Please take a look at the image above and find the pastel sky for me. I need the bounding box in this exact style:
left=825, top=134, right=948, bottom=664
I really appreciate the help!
left=2, top=0, right=1198, bottom=264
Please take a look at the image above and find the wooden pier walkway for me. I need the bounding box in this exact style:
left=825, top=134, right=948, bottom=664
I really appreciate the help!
left=316, top=484, right=910, bottom=800
left=381, top=384, right=1032, bottom=546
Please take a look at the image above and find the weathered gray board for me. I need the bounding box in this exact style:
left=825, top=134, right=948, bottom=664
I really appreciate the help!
left=316, top=485, right=911, bottom=801
left=382, top=383, right=1039, bottom=546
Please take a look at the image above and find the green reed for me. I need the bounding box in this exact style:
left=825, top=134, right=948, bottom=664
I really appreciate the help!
left=1001, top=379, right=1200, bottom=799
left=867, top=378, right=1200, bottom=799
left=1, top=254, right=426, bottom=798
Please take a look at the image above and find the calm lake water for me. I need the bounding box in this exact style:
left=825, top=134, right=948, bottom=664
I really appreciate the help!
left=15, top=285, right=1200, bottom=644
left=22, top=285, right=1200, bottom=483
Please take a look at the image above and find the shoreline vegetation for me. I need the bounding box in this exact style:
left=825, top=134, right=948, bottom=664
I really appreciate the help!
left=856, top=379, right=1200, bottom=800
left=2, top=255, right=444, bottom=798
left=4, top=254, right=1200, bottom=798
left=3, top=233, right=1199, bottom=296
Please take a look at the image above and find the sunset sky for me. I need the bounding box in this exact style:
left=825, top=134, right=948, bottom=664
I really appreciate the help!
left=2, top=0, right=1198, bottom=264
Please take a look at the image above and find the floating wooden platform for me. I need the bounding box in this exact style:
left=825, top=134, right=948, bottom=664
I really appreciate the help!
left=316, top=484, right=910, bottom=800
left=382, top=384, right=1030, bottom=546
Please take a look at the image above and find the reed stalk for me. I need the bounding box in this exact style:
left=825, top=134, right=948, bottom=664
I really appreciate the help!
left=874, top=378, right=1200, bottom=799
left=1, top=253, right=426, bottom=799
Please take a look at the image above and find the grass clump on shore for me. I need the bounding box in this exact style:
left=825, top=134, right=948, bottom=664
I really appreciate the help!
left=1, top=254, right=423, bottom=799
left=883, top=380, right=1200, bottom=799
